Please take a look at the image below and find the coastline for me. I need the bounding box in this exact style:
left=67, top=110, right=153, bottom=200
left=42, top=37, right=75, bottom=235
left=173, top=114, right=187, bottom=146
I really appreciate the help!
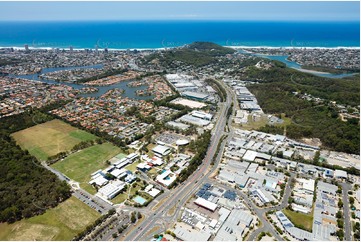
left=1, top=45, right=360, bottom=52
left=225, top=45, right=361, bottom=50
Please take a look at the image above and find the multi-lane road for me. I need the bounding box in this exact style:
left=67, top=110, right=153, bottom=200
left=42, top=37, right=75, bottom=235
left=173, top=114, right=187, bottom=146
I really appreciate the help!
left=123, top=79, right=234, bottom=241
left=41, top=77, right=354, bottom=241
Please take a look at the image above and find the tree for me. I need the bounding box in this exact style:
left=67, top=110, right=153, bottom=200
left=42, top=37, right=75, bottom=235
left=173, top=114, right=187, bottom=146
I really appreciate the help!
left=112, top=233, right=118, bottom=239
left=131, top=212, right=136, bottom=223
left=338, top=199, right=343, bottom=208
left=313, top=151, right=320, bottom=165
left=336, top=229, right=344, bottom=240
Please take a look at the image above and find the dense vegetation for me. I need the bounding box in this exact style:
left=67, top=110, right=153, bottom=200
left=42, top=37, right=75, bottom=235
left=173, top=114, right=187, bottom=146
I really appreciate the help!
left=146, top=42, right=235, bottom=67
left=176, top=131, right=212, bottom=184
left=301, top=65, right=360, bottom=74
left=0, top=111, right=71, bottom=223
left=247, top=64, right=359, bottom=155
left=246, top=65, right=360, bottom=106
left=249, top=82, right=359, bottom=154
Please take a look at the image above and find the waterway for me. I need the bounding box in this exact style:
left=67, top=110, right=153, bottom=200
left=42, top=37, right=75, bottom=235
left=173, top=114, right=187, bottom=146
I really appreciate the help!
left=9, top=65, right=153, bottom=100
left=239, top=50, right=357, bottom=79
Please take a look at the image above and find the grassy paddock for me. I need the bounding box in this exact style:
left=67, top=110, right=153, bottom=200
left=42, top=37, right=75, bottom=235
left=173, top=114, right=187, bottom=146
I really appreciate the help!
left=0, top=196, right=100, bottom=241
left=12, top=119, right=96, bottom=161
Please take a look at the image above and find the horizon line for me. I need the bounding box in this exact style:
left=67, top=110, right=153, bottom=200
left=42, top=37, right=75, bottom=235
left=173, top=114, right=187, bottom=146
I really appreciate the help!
left=0, top=19, right=359, bottom=23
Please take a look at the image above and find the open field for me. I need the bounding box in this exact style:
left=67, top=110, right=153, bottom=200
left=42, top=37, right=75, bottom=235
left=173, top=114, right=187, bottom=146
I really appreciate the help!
left=111, top=192, right=128, bottom=204
left=12, top=119, right=96, bottom=161
left=282, top=208, right=313, bottom=232
left=0, top=196, right=100, bottom=241
left=52, top=143, right=122, bottom=194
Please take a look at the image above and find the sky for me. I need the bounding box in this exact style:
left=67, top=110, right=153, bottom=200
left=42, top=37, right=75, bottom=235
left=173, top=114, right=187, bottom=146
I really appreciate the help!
left=0, top=1, right=359, bottom=22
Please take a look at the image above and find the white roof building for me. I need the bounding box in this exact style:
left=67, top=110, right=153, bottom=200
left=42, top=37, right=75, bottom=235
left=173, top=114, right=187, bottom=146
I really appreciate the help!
left=137, top=163, right=151, bottom=170
left=156, top=170, right=177, bottom=187
left=194, top=197, right=218, bottom=212
left=179, top=114, right=210, bottom=126
left=147, top=188, right=161, bottom=197
left=89, top=173, right=108, bottom=187
left=110, top=168, right=127, bottom=179
left=299, top=178, right=315, bottom=194
left=334, top=169, right=348, bottom=179
left=166, top=121, right=190, bottom=130
left=126, top=153, right=139, bottom=162
left=191, top=110, right=213, bottom=121
left=96, top=180, right=125, bottom=200
left=243, top=150, right=258, bottom=162
left=152, top=145, right=171, bottom=157
left=170, top=98, right=207, bottom=109
left=173, top=223, right=211, bottom=241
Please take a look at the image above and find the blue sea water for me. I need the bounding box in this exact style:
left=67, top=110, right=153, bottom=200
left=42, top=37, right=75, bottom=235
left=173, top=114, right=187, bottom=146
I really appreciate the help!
left=0, top=20, right=359, bottom=49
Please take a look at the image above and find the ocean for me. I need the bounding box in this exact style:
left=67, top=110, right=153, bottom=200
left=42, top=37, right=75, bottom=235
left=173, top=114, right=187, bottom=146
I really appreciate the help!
left=0, top=20, right=359, bottom=49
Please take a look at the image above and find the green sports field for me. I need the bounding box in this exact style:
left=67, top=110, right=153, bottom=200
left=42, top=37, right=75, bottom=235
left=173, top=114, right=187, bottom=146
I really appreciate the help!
left=51, top=143, right=122, bottom=194
left=11, top=119, right=96, bottom=161
left=0, top=196, right=100, bottom=241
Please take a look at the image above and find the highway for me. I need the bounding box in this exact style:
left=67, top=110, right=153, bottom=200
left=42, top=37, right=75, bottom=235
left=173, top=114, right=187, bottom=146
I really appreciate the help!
left=123, top=78, right=294, bottom=241
left=123, top=79, right=234, bottom=241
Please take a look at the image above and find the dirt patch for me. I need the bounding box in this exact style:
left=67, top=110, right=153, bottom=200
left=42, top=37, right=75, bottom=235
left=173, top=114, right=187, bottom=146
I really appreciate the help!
left=7, top=223, right=59, bottom=241
left=300, top=138, right=322, bottom=147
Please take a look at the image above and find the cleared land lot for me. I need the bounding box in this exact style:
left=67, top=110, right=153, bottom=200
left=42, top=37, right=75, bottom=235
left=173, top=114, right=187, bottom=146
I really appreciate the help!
left=12, top=119, right=96, bottom=161
left=0, top=196, right=100, bottom=241
left=282, top=208, right=313, bottom=232
left=51, top=143, right=122, bottom=194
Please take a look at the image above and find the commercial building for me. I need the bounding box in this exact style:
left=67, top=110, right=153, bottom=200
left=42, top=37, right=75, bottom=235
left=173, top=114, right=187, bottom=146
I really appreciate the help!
left=166, top=121, right=190, bottom=131
left=214, top=209, right=253, bottom=241
left=299, top=178, right=315, bottom=194
left=334, top=169, right=348, bottom=179
left=251, top=189, right=271, bottom=204
left=89, top=170, right=108, bottom=187
left=194, top=197, right=218, bottom=212
left=96, top=180, right=125, bottom=200
left=191, top=110, right=213, bottom=121
left=242, top=150, right=258, bottom=162
left=170, top=98, right=207, bottom=109
left=156, top=170, right=177, bottom=187
left=178, top=114, right=210, bottom=126
left=173, top=223, right=211, bottom=241
left=152, top=145, right=171, bottom=157
left=182, top=91, right=209, bottom=101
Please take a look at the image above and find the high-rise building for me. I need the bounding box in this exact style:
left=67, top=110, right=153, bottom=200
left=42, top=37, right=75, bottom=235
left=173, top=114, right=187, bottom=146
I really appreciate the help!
left=24, top=44, right=29, bottom=52
left=95, top=44, right=99, bottom=54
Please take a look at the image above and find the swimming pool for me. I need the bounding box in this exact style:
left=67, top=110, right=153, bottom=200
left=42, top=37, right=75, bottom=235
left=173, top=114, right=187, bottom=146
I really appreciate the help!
left=133, top=195, right=147, bottom=205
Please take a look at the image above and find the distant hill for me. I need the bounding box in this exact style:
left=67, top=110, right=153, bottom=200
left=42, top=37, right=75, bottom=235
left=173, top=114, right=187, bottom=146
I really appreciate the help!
left=185, top=42, right=236, bottom=56
left=146, top=41, right=236, bottom=67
